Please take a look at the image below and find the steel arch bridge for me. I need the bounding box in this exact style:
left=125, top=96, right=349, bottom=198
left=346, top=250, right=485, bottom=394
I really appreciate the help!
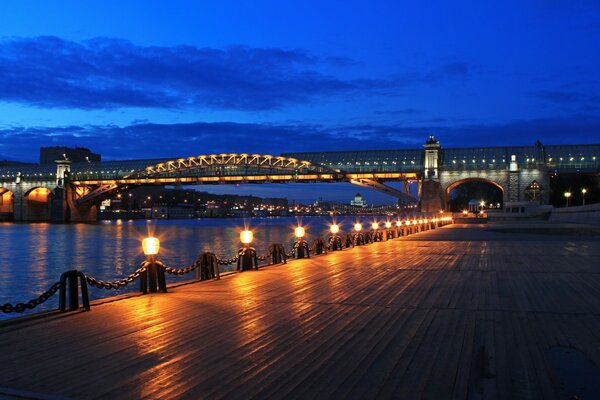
left=71, top=153, right=418, bottom=205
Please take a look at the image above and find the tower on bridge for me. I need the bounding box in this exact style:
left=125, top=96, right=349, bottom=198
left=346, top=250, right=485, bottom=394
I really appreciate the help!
left=420, top=136, right=445, bottom=212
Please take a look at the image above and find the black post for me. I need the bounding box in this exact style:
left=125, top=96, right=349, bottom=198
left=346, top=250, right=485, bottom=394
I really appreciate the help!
left=140, top=258, right=167, bottom=293
left=59, top=270, right=90, bottom=312
left=294, top=240, right=310, bottom=258
left=237, top=247, right=258, bottom=270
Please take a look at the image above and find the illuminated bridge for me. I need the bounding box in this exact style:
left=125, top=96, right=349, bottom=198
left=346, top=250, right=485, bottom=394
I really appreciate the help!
left=0, top=137, right=598, bottom=222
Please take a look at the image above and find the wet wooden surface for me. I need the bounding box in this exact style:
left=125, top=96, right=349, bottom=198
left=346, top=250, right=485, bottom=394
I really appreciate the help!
left=2, top=224, right=600, bottom=399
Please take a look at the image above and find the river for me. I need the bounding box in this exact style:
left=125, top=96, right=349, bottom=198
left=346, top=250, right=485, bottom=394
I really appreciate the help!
left=0, top=216, right=391, bottom=320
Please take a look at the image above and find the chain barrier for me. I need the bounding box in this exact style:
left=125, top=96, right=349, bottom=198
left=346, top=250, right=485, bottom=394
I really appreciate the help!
left=1, top=281, right=62, bottom=313
left=85, top=264, right=147, bottom=290
left=217, top=256, right=239, bottom=266
left=161, top=259, right=201, bottom=276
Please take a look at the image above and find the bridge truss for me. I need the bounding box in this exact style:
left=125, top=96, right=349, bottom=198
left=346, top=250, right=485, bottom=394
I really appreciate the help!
left=72, top=153, right=418, bottom=205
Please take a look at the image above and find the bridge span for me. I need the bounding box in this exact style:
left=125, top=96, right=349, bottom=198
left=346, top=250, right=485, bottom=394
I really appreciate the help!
left=0, top=136, right=598, bottom=222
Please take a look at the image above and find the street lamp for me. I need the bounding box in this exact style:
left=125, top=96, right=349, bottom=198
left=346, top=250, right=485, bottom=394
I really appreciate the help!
left=293, top=226, right=310, bottom=258
left=238, top=230, right=258, bottom=271
left=328, top=224, right=342, bottom=251
left=564, top=191, right=572, bottom=207
left=140, top=237, right=166, bottom=293
left=353, top=223, right=364, bottom=246
left=582, top=188, right=587, bottom=206
left=142, top=237, right=160, bottom=259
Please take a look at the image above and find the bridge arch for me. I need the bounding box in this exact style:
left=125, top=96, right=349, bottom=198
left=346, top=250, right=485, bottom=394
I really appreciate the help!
left=444, top=177, right=506, bottom=211
left=0, top=188, right=14, bottom=219
left=24, top=187, right=53, bottom=221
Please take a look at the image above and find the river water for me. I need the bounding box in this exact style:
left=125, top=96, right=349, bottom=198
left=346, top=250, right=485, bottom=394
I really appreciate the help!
left=0, top=216, right=389, bottom=320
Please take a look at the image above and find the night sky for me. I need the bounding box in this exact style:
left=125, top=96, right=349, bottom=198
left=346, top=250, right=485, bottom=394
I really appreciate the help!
left=1, top=1, right=599, bottom=202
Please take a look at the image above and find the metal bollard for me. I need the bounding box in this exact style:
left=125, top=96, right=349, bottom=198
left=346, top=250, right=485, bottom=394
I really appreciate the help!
left=197, top=252, right=220, bottom=280
left=59, top=270, right=90, bottom=312
left=237, top=246, right=259, bottom=271
left=140, top=259, right=167, bottom=293
left=269, top=243, right=287, bottom=265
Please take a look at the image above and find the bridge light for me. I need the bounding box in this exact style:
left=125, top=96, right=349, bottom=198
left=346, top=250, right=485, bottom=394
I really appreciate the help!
left=295, top=226, right=305, bottom=238
left=371, top=222, right=379, bottom=230
left=385, top=221, right=392, bottom=229
left=354, top=223, right=362, bottom=232
left=396, top=220, right=401, bottom=227
left=330, top=224, right=339, bottom=234
left=240, top=230, right=253, bottom=245
left=142, top=237, right=160, bottom=257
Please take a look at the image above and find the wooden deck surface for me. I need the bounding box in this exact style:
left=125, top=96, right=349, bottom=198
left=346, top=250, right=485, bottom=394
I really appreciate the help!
left=2, top=224, right=600, bottom=399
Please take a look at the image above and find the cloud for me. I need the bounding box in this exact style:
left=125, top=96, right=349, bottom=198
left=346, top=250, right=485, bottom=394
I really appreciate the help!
left=0, top=37, right=359, bottom=111
left=533, top=89, right=600, bottom=111
left=1, top=116, right=598, bottom=163
left=0, top=37, right=476, bottom=111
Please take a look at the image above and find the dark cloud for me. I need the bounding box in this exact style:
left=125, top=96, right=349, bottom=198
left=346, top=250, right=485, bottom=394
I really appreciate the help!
left=1, top=116, right=598, bottom=163
left=0, top=37, right=476, bottom=111
left=0, top=37, right=358, bottom=111
left=533, top=89, right=600, bottom=111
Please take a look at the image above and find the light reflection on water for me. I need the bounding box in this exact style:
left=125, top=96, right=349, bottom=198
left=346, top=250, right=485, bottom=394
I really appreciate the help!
left=0, top=216, right=382, bottom=319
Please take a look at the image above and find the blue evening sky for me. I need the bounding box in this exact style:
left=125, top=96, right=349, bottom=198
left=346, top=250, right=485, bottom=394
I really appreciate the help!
left=0, top=1, right=599, bottom=203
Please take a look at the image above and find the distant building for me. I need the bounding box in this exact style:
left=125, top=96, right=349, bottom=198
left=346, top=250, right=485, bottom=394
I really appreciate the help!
left=40, top=146, right=101, bottom=164
left=350, top=192, right=367, bottom=208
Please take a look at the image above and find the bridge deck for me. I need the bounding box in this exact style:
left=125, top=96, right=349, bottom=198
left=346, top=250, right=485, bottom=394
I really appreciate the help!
left=2, top=224, right=600, bottom=399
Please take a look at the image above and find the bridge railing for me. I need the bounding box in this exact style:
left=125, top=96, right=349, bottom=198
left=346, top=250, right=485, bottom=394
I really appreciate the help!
left=1, top=216, right=453, bottom=316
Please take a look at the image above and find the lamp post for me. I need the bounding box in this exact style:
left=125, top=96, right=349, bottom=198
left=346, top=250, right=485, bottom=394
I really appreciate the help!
left=141, top=237, right=167, bottom=293
left=582, top=188, right=587, bottom=206
left=237, top=230, right=258, bottom=270
left=385, top=221, right=394, bottom=240
left=328, top=224, right=342, bottom=251
left=353, top=223, right=364, bottom=246
left=564, top=191, right=572, bottom=207
left=293, top=226, right=310, bottom=258
left=370, top=222, right=380, bottom=242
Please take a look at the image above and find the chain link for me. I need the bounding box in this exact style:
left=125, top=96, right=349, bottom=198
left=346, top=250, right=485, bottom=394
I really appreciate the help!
left=217, top=256, right=239, bottom=265
left=162, top=259, right=201, bottom=275
left=85, top=265, right=147, bottom=290
left=1, top=281, right=62, bottom=313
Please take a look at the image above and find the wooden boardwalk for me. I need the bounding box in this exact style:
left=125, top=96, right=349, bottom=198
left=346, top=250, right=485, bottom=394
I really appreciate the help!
left=2, top=223, right=600, bottom=399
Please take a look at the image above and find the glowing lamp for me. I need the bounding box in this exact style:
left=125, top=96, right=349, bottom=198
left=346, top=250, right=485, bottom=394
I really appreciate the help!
left=418, top=219, right=423, bottom=224
left=142, top=237, right=160, bottom=256
left=371, top=222, right=379, bottom=230
left=462, top=210, right=468, bottom=215
left=412, top=220, right=417, bottom=225
left=385, top=221, right=392, bottom=229
left=396, top=220, right=401, bottom=227
left=564, top=192, right=571, bottom=198
left=354, top=223, right=362, bottom=232
left=240, top=230, right=253, bottom=245
left=330, top=224, right=340, bottom=234
left=295, top=226, right=305, bottom=238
